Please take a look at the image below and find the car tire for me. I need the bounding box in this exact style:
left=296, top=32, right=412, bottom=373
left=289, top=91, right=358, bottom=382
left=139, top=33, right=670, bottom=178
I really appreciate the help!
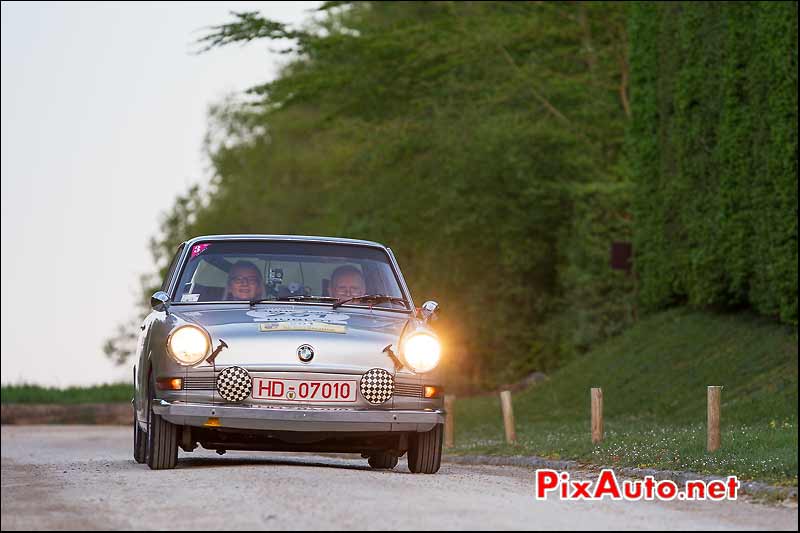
left=133, top=406, right=146, bottom=464
left=367, top=452, right=398, bottom=470
left=407, top=423, right=443, bottom=474
left=145, top=375, right=178, bottom=470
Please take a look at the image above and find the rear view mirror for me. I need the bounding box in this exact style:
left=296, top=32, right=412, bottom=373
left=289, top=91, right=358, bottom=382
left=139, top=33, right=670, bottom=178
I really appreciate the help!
left=420, top=300, right=440, bottom=323
left=151, top=291, right=171, bottom=313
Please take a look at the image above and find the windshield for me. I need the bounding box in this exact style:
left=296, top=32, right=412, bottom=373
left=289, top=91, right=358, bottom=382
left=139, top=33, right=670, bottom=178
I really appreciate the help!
left=172, top=240, right=408, bottom=310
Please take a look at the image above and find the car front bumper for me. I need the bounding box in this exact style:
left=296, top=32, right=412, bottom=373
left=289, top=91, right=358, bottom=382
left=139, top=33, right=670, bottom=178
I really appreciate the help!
left=152, top=399, right=444, bottom=433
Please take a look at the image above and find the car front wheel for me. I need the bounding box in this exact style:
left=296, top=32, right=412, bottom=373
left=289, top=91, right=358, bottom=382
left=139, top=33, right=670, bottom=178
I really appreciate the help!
left=407, top=423, right=443, bottom=474
left=145, top=375, right=178, bottom=470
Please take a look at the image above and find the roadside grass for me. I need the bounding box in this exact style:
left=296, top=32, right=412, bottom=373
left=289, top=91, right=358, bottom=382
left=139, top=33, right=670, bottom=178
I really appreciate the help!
left=451, top=308, right=798, bottom=485
left=1, top=383, right=133, bottom=404
left=1, top=309, right=796, bottom=484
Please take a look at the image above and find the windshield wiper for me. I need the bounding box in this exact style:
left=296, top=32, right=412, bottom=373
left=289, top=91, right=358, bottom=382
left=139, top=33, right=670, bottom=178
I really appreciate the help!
left=332, top=294, right=407, bottom=310
left=249, top=295, right=339, bottom=306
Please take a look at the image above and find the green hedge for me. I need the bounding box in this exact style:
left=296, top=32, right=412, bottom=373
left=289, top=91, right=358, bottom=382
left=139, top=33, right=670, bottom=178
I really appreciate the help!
left=628, top=1, right=798, bottom=324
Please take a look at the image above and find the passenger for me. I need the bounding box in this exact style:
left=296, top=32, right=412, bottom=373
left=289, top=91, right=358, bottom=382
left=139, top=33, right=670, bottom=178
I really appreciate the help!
left=226, top=261, right=264, bottom=301
left=330, top=265, right=366, bottom=300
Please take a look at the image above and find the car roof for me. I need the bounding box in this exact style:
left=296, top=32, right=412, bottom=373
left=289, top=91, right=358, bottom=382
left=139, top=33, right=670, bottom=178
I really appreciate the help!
left=184, top=234, right=390, bottom=249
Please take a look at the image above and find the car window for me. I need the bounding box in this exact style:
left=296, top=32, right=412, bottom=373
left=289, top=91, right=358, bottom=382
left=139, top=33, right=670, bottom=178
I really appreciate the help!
left=172, top=241, right=407, bottom=309
left=160, top=244, right=185, bottom=293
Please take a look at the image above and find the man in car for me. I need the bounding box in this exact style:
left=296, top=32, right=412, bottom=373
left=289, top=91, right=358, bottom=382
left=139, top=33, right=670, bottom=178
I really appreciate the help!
left=330, top=265, right=366, bottom=300
left=226, top=261, right=264, bottom=301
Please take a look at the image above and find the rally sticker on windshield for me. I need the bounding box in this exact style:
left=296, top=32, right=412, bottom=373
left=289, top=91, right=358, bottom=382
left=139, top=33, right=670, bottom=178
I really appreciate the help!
left=248, top=309, right=350, bottom=324
left=190, top=243, right=211, bottom=258
left=259, top=321, right=347, bottom=334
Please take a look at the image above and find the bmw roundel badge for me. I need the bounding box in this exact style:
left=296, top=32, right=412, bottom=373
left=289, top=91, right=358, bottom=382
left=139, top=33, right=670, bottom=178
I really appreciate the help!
left=297, top=344, right=315, bottom=363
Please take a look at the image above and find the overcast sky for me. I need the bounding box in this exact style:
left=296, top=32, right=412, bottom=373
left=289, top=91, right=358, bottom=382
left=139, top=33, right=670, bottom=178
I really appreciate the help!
left=1, top=1, right=321, bottom=386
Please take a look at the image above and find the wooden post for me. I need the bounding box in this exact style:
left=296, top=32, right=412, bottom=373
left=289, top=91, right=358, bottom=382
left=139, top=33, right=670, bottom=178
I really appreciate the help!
left=444, top=394, right=455, bottom=449
left=591, top=388, right=604, bottom=444
left=499, top=390, right=517, bottom=444
left=707, top=386, right=722, bottom=452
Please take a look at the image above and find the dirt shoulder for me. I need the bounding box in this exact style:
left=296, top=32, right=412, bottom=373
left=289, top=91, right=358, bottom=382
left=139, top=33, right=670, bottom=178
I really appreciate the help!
left=1, top=403, right=131, bottom=425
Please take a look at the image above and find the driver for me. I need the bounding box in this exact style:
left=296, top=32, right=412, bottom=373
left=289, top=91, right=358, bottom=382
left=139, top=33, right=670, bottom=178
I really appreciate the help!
left=330, top=265, right=366, bottom=300
left=226, top=261, right=264, bottom=301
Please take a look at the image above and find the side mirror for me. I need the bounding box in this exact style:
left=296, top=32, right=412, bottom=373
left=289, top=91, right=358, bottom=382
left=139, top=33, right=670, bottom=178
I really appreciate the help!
left=420, top=300, right=440, bottom=323
left=151, top=291, right=171, bottom=313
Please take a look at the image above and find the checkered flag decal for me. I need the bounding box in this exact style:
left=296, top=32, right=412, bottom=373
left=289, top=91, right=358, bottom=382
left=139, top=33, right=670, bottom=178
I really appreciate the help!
left=360, top=368, right=394, bottom=405
left=216, top=366, right=252, bottom=403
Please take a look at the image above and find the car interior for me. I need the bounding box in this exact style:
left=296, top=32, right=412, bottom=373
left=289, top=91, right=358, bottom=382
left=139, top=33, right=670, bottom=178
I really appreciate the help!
left=176, top=254, right=398, bottom=305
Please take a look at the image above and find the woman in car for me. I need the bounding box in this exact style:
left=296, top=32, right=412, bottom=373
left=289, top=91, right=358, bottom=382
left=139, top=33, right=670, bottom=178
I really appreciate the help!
left=225, top=261, right=264, bottom=301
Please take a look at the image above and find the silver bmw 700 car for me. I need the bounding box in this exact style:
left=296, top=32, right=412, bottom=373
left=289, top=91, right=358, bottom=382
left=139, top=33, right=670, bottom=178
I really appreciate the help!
left=134, top=235, right=444, bottom=472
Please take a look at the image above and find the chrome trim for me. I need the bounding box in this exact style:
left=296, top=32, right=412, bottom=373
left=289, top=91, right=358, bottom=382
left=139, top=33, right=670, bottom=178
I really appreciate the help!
left=186, top=234, right=390, bottom=247
left=153, top=399, right=443, bottom=432
left=183, top=376, right=216, bottom=390
left=394, top=383, right=423, bottom=398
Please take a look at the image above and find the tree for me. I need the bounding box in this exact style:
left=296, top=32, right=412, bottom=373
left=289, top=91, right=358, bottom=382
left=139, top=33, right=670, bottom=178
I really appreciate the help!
left=108, top=2, right=634, bottom=389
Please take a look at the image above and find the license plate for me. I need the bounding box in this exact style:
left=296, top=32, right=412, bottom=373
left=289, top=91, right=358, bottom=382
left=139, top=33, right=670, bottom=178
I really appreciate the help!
left=251, top=378, right=357, bottom=403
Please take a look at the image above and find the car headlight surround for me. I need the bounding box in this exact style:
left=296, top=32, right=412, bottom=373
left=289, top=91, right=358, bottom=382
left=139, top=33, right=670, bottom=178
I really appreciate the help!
left=167, top=325, right=211, bottom=366
left=403, top=333, right=441, bottom=373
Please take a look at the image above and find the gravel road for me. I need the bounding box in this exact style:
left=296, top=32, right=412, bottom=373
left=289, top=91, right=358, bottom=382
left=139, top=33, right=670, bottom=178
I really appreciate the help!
left=1, top=426, right=796, bottom=530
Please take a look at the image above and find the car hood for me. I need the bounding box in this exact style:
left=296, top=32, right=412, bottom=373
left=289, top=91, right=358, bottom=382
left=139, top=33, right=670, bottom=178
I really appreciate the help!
left=172, top=304, right=412, bottom=374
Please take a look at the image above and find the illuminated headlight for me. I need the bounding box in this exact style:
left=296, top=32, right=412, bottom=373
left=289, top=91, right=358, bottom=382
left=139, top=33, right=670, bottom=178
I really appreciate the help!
left=403, top=333, right=441, bottom=373
left=167, top=325, right=211, bottom=366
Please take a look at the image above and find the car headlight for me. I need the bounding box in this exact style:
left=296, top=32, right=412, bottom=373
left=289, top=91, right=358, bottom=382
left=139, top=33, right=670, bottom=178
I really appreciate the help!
left=167, top=325, right=211, bottom=366
left=403, top=333, right=441, bottom=373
